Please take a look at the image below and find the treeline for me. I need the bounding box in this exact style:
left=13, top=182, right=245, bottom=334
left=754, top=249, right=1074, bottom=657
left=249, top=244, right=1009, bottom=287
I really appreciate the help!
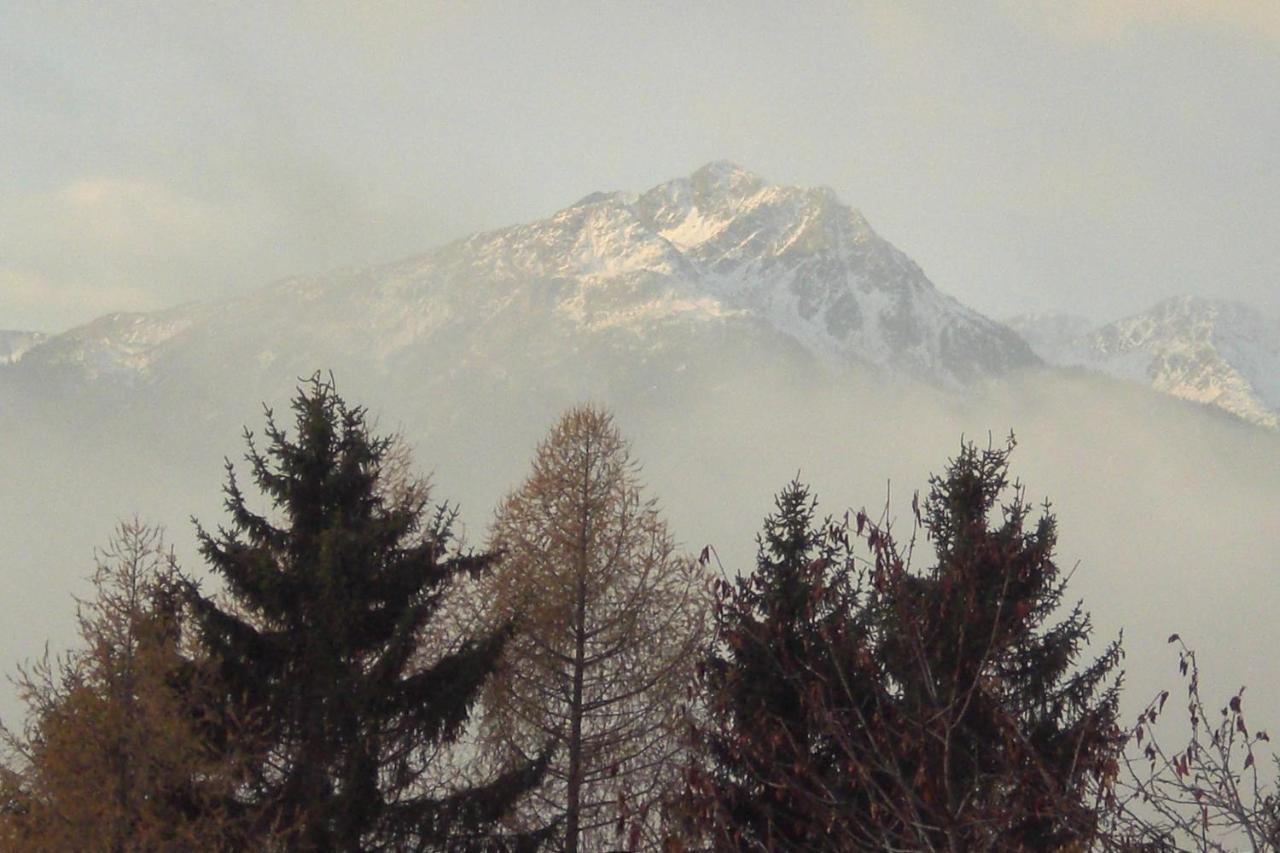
left=1, top=376, right=1275, bottom=852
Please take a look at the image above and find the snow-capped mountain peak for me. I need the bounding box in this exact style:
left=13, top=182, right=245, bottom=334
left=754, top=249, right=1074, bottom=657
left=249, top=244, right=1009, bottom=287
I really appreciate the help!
left=1008, top=296, right=1280, bottom=429
left=686, top=160, right=768, bottom=205
left=366, top=162, right=1034, bottom=384
left=10, top=308, right=201, bottom=380
left=5, top=163, right=1038, bottom=393
left=627, top=164, right=1034, bottom=381
left=0, top=331, right=48, bottom=366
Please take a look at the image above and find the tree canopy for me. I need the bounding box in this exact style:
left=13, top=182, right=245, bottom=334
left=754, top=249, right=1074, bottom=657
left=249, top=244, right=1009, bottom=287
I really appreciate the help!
left=479, top=406, right=707, bottom=852
left=689, top=439, right=1125, bottom=851
left=187, top=375, right=546, bottom=851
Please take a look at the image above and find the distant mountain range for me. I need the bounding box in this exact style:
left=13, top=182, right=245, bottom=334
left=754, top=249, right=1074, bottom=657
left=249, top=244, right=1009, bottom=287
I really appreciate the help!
left=0, top=331, right=47, bottom=366
left=1007, top=296, right=1280, bottom=429
left=3, top=163, right=1277, bottom=431
left=5, top=164, right=1279, bottom=773
left=0, top=162, right=1036, bottom=400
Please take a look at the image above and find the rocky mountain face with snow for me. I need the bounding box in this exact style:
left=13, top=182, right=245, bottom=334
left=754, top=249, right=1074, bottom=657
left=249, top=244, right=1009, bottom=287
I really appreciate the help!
left=2, top=163, right=1035, bottom=410
left=9, top=164, right=1277, bottom=442
left=0, top=331, right=47, bottom=366
left=1008, top=296, right=1280, bottom=429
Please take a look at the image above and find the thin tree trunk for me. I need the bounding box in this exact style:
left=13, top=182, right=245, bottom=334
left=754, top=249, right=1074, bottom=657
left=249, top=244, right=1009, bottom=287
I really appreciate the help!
left=566, top=573, right=587, bottom=853
left=565, top=437, right=592, bottom=853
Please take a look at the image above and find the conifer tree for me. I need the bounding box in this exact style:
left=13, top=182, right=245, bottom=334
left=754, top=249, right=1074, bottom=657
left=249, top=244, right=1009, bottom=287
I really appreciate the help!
left=478, top=406, right=707, bottom=852
left=186, top=375, right=546, bottom=851
left=854, top=438, right=1123, bottom=849
left=689, top=482, right=877, bottom=851
left=687, top=441, right=1124, bottom=851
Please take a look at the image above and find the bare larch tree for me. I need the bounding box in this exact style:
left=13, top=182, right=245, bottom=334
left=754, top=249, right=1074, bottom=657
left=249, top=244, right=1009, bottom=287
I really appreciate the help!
left=479, top=405, right=708, bottom=852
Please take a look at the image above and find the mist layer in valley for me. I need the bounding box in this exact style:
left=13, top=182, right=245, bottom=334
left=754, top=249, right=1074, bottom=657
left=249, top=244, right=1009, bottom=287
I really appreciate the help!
left=3, top=162, right=1276, bottom=742
left=3, top=359, right=1277, bottom=733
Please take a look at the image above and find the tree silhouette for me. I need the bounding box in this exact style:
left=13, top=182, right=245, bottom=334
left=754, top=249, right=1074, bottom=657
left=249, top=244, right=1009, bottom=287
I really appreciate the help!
left=849, top=437, right=1125, bottom=850
left=687, top=438, right=1124, bottom=851
left=1106, top=636, right=1280, bottom=851
left=187, top=375, right=547, bottom=851
left=688, top=480, right=877, bottom=851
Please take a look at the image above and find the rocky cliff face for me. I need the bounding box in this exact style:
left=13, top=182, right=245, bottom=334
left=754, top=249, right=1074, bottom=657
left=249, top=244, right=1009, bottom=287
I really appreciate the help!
left=0, top=331, right=48, bottom=366
left=1008, top=296, right=1280, bottom=429
left=3, top=163, right=1036, bottom=400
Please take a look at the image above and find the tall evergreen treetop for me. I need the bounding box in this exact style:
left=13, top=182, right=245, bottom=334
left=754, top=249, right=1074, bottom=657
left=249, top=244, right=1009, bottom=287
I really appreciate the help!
left=861, top=437, right=1124, bottom=850
left=687, top=442, right=1123, bottom=852
left=694, top=481, right=876, bottom=852
left=187, top=375, right=545, bottom=851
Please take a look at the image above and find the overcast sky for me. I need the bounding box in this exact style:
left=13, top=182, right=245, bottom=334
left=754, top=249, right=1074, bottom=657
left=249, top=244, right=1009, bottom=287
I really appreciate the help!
left=3, top=1, right=1278, bottom=332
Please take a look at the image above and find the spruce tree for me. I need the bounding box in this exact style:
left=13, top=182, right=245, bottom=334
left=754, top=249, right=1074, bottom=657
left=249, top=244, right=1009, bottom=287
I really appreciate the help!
left=691, top=482, right=877, bottom=851
left=186, top=375, right=546, bottom=851
left=832, top=438, right=1124, bottom=850
left=858, top=438, right=1124, bottom=849
left=687, top=442, right=1124, bottom=851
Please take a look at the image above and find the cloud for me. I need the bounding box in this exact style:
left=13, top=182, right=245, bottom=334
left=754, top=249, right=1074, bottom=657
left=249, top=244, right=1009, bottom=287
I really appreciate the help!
left=51, top=178, right=218, bottom=257
left=1009, top=0, right=1280, bottom=46
left=0, top=266, right=157, bottom=332
left=0, top=178, right=233, bottom=330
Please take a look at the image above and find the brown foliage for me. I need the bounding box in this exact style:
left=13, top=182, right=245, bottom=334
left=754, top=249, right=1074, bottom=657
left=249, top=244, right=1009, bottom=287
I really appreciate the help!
left=478, top=406, right=709, bottom=852
left=1102, top=637, right=1280, bottom=851
left=0, top=521, right=255, bottom=851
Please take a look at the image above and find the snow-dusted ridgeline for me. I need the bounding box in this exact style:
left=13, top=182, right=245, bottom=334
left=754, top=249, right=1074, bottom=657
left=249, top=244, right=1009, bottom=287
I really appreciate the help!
left=1008, top=296, right=1280, bottom=429
left=0, top=331, right=48, bottom=366
left=3, top=162, right=1036, bottom=394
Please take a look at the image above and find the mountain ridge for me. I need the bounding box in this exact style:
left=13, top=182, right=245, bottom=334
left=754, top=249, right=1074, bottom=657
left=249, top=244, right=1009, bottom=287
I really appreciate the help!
left=0, top=331, right=47, bottom=366
left=3, top=163, right=1037, bottom=392
left=1007, top=295, right=1280, bottom=429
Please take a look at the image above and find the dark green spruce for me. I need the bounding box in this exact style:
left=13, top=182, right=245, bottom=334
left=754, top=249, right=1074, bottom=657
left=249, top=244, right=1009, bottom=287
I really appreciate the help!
left=186, top=375, right=548, bottom=852
left=689, top=441, right=1124, bottom=851
left=694, top=481, right=877, bottom=851
left=859, top=438, right=1124, bottom=849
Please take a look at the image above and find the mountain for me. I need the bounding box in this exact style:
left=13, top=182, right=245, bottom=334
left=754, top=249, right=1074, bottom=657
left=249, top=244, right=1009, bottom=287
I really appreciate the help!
left=1000, top=313, right=1094, bottom=364
left=0, top=331, right=48, bottom=366
left=3, top=162, right=1036, bottom=404
left=4, top=165, right=1280, bottom=748
left=4, top=311, right=200, bottom=379
left=1008, top=296, right=1280, bottom=429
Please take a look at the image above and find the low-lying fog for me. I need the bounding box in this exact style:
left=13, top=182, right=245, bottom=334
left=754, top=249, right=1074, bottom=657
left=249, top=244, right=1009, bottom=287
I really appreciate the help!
left=3, top=363, right=1277, bottom=739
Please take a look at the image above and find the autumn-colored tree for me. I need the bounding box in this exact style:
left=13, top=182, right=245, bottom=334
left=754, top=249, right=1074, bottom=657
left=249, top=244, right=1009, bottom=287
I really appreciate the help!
left=186, top=375, right=547, bottom=851
left=0, top=521, right=250, bottom=851
left=1103, top=636, right=1280, bottom=851
left=479, top=406, right=708, bottom=852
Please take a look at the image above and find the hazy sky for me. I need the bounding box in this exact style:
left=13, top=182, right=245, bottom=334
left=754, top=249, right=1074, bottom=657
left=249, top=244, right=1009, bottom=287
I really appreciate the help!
left=3, top=1, right=1278, bottom=332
